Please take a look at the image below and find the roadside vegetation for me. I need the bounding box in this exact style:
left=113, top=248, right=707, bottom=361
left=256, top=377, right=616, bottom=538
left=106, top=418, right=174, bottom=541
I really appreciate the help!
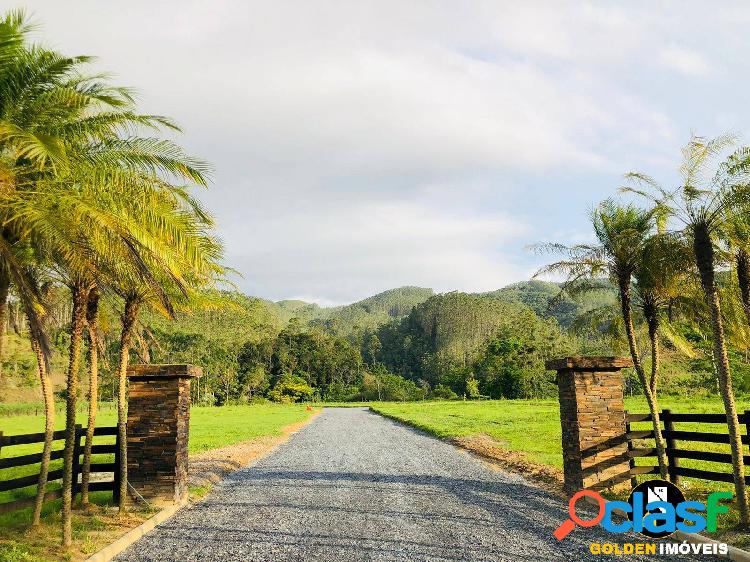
left=0, top=8, right=225, bottom=549
left=0, top=403, right=315, bottom=561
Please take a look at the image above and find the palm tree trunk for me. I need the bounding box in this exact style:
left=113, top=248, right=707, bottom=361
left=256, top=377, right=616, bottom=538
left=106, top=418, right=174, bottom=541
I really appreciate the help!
left=0, top=271, right=9, bottom=380
left=81, top=286, right=100, bottom=506
left=736, top=248, right=750, bottom=326
left=618, top=277, right=669, bottom=478
left=644, top=300, right=669, bottom=479
left=116, top=296, right=141, bottom=514
left=30, top=333, right=54, bottom=526
left=695, top=224, right=750, bottom=527
left=62, top=283, right=90, bottom=547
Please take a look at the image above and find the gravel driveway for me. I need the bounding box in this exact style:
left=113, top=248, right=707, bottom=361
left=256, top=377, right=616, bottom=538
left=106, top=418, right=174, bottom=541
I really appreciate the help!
left=115, top=407, right=721, bottom=561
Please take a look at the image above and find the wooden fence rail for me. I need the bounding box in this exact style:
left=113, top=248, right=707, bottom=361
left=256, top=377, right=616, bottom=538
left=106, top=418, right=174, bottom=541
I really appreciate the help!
left=0, top=425, right=119, bottom=514
left=624, top=409, right=750, bottom=487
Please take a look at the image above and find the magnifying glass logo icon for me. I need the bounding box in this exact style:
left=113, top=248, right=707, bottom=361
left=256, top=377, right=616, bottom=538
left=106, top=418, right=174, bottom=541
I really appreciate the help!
left=553, top=489, right=606, bottom=540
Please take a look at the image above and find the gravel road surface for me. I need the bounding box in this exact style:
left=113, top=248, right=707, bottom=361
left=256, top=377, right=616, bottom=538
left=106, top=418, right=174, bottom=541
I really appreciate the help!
left=116, top=407, right=721, bottom=562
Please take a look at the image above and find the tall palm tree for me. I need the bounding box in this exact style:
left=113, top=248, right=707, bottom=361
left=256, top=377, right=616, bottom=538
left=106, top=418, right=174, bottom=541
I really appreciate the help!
left=536, top=200, right=670, bottom=478
left=80, top=284, right=100, bottom=506
left=1, top=47, right=212, bottom=553
left=0, top=266, right=8, bottom=378
left=724, top=209, right=750, bottom=327
left=105, top=188, right=224, bottom=513
left=633, top=233, right=691, bottom=460
left=60, top=279, right=90, bottom=544
left=30, top=278, right=54, bottom=526
left=1, top=11, right=224, bottom=543
left=624, top=134, right=750, bottom=527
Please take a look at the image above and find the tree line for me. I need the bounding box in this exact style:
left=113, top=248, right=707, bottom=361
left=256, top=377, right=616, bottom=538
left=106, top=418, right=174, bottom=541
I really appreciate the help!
left=0, top=11, right=225, bottom=547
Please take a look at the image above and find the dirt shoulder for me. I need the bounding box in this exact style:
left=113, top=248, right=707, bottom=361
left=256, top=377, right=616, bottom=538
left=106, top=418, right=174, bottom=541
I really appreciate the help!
left=451, top=433, right=565, bottom=497
left=0, top=409, right=321, bottom=562
left=188, top=410, right=321, bottom=491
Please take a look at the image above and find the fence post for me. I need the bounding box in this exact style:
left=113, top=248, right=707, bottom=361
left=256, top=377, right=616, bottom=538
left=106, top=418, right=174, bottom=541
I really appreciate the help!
left=625, top=415, right=637, bottom=489
left=744, top=410, right=750, bottom=470
left=72, top=424, right=82, bottom=499
left=113, top=428, right=121, bottom=505
left=662, top=409, right=680, bottom=485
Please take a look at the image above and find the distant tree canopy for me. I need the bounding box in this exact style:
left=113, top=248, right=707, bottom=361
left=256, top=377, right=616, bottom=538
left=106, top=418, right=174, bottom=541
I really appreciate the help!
left=372, top=292, right=573, bottom=398
left=9, top=276, right=749, bottom=406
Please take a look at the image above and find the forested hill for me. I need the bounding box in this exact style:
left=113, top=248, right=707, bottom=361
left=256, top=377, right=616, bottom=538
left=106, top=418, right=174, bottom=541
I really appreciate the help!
left=0, top=280, right=607, bottom=404
left=482, top=280, right=617, bottom=328
left=299, top=286, right=435, bottom=334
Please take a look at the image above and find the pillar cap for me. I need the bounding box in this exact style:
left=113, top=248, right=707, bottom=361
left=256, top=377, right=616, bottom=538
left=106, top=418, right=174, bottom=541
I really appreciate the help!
left=127, top=364, right=202, bottom=379
left=545, top=356, right=632, bottom=371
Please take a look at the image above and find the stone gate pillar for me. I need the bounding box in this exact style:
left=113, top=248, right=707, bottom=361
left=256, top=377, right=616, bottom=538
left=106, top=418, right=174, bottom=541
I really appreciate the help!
left=546, top=357, right=632, bottom=495
left=126, top=364, right=201, bottom=506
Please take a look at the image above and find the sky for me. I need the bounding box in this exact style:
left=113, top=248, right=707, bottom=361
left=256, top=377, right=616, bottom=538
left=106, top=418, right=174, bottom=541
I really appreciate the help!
left=12, top=1, right=750, bottom=305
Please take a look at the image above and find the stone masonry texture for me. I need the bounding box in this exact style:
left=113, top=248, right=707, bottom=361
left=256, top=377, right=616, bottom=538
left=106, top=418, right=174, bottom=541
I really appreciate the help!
left=126, top=365, right=200, bottom=506
left=547, top=357, right=633, bottom=495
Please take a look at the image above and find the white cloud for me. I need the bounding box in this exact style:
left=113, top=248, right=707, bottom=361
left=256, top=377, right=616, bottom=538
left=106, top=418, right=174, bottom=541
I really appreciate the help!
left=660, top=45, right=712, bottom=77
left=226, top=200, right=530, bottom=303
left=19, top=0, right=750, bottom=304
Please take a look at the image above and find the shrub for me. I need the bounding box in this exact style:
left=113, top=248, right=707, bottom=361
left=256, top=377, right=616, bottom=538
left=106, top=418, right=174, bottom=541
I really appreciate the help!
left=431, top=384, right=458, bottom=400
left=268, top=374, right=315, bottom=403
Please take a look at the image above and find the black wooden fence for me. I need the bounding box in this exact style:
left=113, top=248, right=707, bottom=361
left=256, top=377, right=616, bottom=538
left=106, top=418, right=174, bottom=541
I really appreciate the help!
left=0, top=425, right=120, bottom=514
left=624, top=409, right=750, bottom=487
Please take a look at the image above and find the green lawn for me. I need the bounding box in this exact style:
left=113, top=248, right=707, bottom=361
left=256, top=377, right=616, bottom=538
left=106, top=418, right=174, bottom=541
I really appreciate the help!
left=370, top=397, right=750, bottom=493
left=0, top=403, right=315, bottom=521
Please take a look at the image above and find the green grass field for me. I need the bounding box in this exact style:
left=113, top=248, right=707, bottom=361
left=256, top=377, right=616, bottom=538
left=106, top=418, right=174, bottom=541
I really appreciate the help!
left=0, top=403, right=315, bottom=522
left=370, top=397, right=750, bottom=494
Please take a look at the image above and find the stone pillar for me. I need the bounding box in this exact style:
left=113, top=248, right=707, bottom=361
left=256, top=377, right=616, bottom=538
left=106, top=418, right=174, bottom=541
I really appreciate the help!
left=126, top=364, right=201, bottom=506
left=546, top=356, right=632, bottom=495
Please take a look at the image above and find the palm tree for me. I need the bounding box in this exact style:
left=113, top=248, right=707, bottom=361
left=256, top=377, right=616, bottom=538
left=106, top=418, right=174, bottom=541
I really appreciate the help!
left=30, top=279, right=54, bottom=526
left=60, top=279, right=90, bottom=544
left=0, top=266, right=8, bottom=378
left=0, top=49, right=212, bottom=553
left=724, top=209, right=750, bottom=327
left=624, top=133, right=750, bottom=527
left=106, top=190, right=224, bottom=513
left=633, top=233, right=691, bottom=462
left=536, top=199, right=670, bottom=478
left=80, top=285, right=100, bottom=506
left=1, top=11, right=224, bottom=542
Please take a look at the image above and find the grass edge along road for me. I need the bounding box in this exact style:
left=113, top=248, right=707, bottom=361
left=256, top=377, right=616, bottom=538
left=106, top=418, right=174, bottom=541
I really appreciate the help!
left=0, top=403, right=319, bottom=562
left=369, top=398, right=750, bottom=547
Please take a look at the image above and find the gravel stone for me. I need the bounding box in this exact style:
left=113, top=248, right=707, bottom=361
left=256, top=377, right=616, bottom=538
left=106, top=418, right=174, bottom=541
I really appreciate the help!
left=115, top=407, right=722, bottom=561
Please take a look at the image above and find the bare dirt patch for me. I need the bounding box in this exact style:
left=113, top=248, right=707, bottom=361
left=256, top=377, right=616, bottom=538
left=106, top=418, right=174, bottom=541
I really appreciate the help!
left=451, top=434, right=565, bottom=496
